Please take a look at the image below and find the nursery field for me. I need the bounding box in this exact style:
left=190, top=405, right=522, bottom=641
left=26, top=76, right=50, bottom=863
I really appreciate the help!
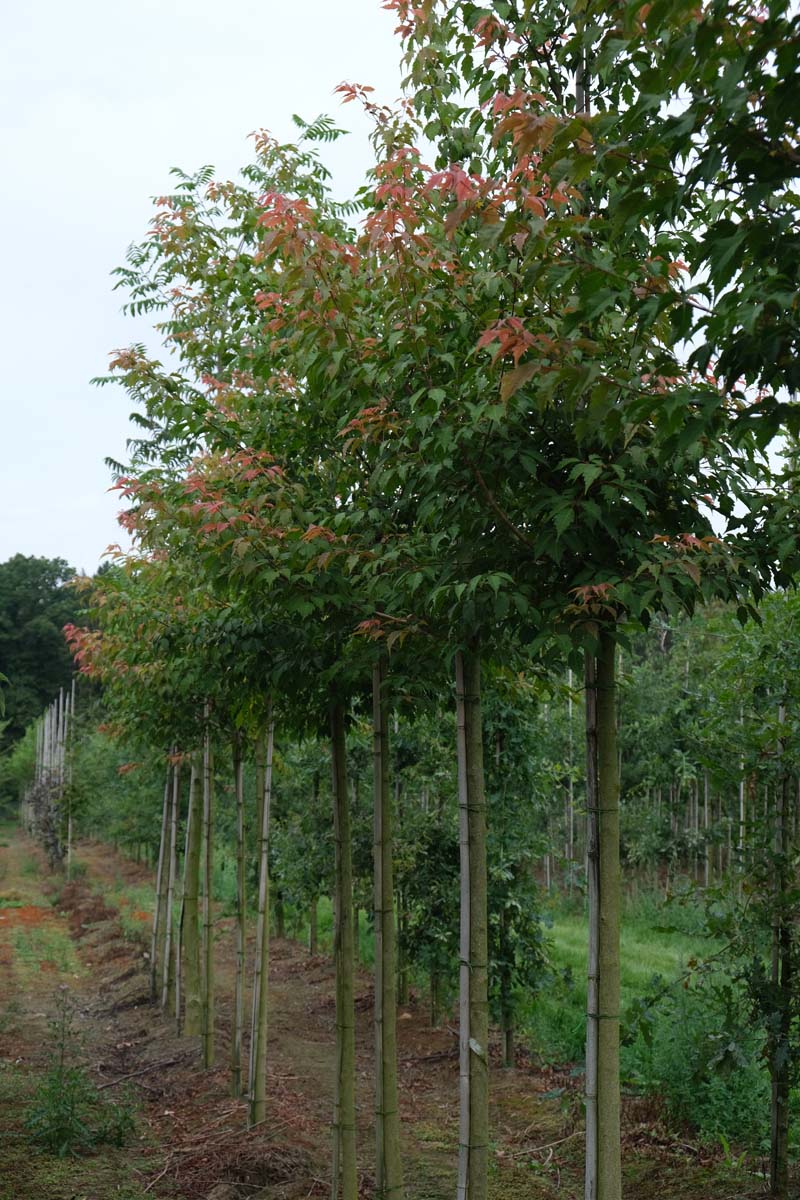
left=0, top=826, right=762, bottom=1200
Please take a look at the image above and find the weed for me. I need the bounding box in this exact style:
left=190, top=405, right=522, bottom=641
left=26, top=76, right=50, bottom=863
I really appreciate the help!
left=103, top=882, right=154, bottom=944
left=13, top=926, right=80, bottom=975
left=20, top=856, right=39, bottom=879
left=23, top=989, right=137, bottom=1157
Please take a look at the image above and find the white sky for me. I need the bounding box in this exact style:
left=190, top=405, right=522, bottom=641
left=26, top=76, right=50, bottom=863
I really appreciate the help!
left=1, top=0, right=401, bottom=573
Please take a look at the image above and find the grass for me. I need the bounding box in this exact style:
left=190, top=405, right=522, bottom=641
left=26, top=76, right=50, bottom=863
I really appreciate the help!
left=525, top=894, right=713, bottom=1065
left=92, top=874, right=155, bottom=943
left=0, top=1063, right=155, bottom=1200
left=20, top=856, right=41, bottom=879
left=12, top=926, right=81, bottom=977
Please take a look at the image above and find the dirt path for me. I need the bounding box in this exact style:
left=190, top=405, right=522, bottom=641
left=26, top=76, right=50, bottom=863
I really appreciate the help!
left=0, top=828, right=759, bottom=1200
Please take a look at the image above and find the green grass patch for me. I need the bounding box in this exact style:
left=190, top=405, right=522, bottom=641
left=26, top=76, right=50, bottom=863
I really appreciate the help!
left=97, top=878, right=155, bottom=944
left=12, top=927, right=80, bottom=976
left=65, top=857, right=87, bottom=881
left=525, top=899, right=710, bottom=1065
left=523, top=891, right=798, bottom=1157
left=20, top=856, right=41, bottom=879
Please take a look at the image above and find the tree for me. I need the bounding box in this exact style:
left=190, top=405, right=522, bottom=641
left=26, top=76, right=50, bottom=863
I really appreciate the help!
left=0, top=555, right=79, bottom=751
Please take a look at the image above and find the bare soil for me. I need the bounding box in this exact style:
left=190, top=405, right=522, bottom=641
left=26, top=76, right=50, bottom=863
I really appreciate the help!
left=0, top=828, right=767, bottom=1199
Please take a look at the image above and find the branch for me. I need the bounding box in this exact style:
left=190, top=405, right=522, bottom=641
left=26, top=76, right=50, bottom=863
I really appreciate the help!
left=96, top=1055, right=184, bottom=1090
left=465, top=453, right=539, bottom=555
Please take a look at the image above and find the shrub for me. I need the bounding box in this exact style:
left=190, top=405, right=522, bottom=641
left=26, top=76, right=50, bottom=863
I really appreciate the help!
left=628, top=975, right=769, bottom=1149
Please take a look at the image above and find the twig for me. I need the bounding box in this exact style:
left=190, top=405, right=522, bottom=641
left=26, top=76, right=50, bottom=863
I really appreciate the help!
left=143, top=1161, right=171, bottom=1193
left=97, top=1055, right=182, bottom=1089
left=509, top=1128, right=584, bottom=1158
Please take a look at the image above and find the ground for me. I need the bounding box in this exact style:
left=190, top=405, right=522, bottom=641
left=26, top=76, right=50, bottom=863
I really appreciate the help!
left=0, top=826, right=768, bottom=1199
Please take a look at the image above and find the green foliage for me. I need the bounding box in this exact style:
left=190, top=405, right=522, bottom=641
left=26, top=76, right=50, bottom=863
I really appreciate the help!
left=629, top=976, right=770, bottom=1149
left=0, top=556, right=80, bottom=751
left=0, top=724, right=36, bottom=817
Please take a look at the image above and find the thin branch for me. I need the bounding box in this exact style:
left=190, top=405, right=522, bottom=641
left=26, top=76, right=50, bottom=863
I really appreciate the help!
left=465, top=453, right=539, bottom=554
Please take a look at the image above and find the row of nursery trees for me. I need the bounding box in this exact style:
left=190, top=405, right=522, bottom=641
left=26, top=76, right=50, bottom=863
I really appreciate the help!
left=19, top=589, right=800, bottom=1165
left=23, top=1, right=800, bottom=1198
left=21, top=683, right=77, bottom=871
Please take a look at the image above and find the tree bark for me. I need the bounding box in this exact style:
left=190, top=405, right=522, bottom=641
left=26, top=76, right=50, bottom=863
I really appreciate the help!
left=585, top=634, right=622, bottom=1200
left=231, top=732, right=246, bottom=1098
left=585, top=651, right=600, bottom=1200
left=250, top=712, right=274, bottom=1126
left=150, top=764, right=172, bottom=1002
left=161, top=761, right=181, bottom=1013
left=770, top=704, right=792, bottom=1199
left=331, top=696, right=357, bottom=1200
left=182, top=756, right=203, bottom=1036
left=455, top=647, right=488, bottom=1200
left=703, top=771, right=710, bottom=888
left=372, top=658, right=403, bottom=1200
left=202, top=708, right=215, bottom=1069
left=738, top=705, right=746, bottom=875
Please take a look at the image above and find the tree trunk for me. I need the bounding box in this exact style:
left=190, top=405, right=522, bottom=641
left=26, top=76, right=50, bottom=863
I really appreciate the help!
left=770, top=704, right=792, bottom=1199
left=161, top=761, right=181, bottom=1013
left=182, top=756, right=203, bottom=1036
left=566, top=668, right=575, bottom=889
left=202, top=709, right=215, bottom=1069
left=585, top=634, right=622, bottom=1200
left=372, top=658, right=403, bottom=1200
left=703, top=771, right=710, bottom=888
left=455, top=648, right=488, bottom=1200
left=231, top=733, right=246, bottom=1098
left=150, top=765, right=172, bottom=1002
left=738, top=705, right=746, bottom=874
left=331, top=697, right=357, bottom=1200
left=250, top=712, right=275, bottom=1126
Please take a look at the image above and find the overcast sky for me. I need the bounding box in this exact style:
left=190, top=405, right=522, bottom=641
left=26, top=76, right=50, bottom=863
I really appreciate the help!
left=1, top=1, right=401, bottom=573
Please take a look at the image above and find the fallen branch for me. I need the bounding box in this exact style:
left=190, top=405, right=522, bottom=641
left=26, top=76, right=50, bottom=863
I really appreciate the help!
left=97, top=1055, right=183, bottom=1090
left=508, top=1128, right=584, bottom=1158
